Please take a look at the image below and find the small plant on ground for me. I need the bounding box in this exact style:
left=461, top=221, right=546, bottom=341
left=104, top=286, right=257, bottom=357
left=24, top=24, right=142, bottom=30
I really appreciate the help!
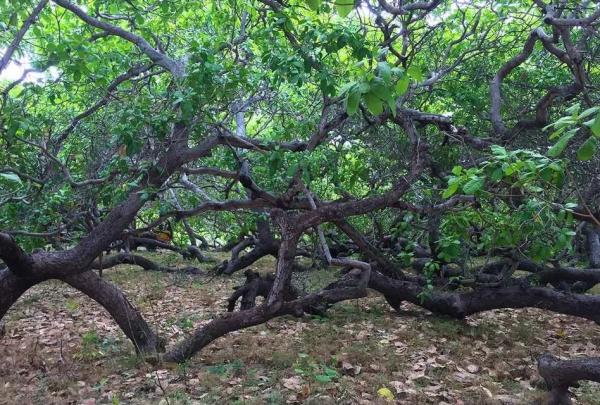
left=293, top=353, right=339, bottom=383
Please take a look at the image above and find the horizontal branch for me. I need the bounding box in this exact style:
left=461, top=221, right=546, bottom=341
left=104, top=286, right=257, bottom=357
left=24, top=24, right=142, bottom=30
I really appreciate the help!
left=91, top=253, right=202, bottom=275
left=368, top=271, right=600, bottom=324
left=538, top=352, right=600, bottom=404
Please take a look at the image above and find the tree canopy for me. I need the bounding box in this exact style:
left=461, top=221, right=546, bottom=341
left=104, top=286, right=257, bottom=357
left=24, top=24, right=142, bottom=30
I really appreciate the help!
left=1, top=0, right=600, bottom=402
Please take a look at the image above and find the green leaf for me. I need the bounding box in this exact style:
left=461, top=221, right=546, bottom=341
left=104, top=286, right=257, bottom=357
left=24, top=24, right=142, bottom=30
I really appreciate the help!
left=345, top=87, right=360, bottom=115
left=552, top=116, right=576, bottom=128
left=490, top=167, right=503, bottom=182
left=549, top=126, right=566, bottom=140
left=377, top=61, right=391, bottom=83
left=134, top=14, right=145, bottom=25
left=386, top=96, right=397, bottom=117
left=336, top=0, right=355, bottom=17
left=578, top=106, right=600, bottom=120
left=566, top=103, right=580, bottom=116
left=407, top=65, right=423, bottom=82
left=8, top=13, right=17, bottom=27
left=576, top=136, right=597, bottom=161
left=369, top=78, right=389, bottom=100
left=338, top=81, right=356, bottom=95
left=0, top=172, right=22, bottom=184
left=490, top=145, right=507, bottom=157
left=547, top=131, right=576, bottom=157
left=395, top=75, right=410, bottom=95
left=307, top=0, right=322, bottom=11
left=364, top=91, right=383, bottom=115
left=451, top=165, right=462, bottom=176
left=377, top=387, right=395, bottom=400
left=548, top=162, right=563, bottom=172
left=462, top=177, right=484, bottom=195
left=442, top=180, right=459, bottom=198
left=590, top=111, right=600, bottom=137
left=357, top=81, right=370, bottom=93
left=315, top=374, right=332, bottom=383
left=286, top=162, right=299, bottom=177
left=324, top=367, right=338, bottom=377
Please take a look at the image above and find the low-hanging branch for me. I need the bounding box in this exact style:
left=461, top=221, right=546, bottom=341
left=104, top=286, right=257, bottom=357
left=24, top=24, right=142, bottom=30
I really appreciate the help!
left=3, top=1, right=600, bottom=401
left=91, top=252, right=203, bottom=275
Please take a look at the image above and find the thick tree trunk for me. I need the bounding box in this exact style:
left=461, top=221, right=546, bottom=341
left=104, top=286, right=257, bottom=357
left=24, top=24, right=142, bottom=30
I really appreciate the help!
left=368, top=271, right=600, bottom=324
left=0, top=269, right=38, bottom=319
left=165, top=282, right=368, bottom=363
left=164, top=305, right=279, bottom=362
left=62, top=271, right=163, bottom=359
left=537, top=353, right=600, bottom=405
left=1, top=267, right=164, bottom=360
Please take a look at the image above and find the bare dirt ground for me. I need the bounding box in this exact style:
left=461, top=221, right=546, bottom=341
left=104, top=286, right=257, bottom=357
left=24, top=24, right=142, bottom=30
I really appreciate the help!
left=1, top=251, right=599, bottom=405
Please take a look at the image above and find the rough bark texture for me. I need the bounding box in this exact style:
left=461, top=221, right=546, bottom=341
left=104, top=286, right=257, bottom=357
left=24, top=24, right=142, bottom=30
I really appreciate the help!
left=0, top=269, right=38, bottom=319
left=0, top=233, right=35, bottom=276
left=62, top=271, right=164, bottom=358
left=217, top=220, right=280, bottom=274
left=367, top=271, right=600, bottom=324
left=537, top=353, right=600, bottom=405
left=218, top=240, right=279, bottom=274
left=164, top=282, right=368, bottom=363
left=227, top=270, right=284, bottom=311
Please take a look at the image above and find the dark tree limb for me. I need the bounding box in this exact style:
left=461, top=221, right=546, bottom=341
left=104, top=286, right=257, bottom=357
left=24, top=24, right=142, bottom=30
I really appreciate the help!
left=53, top=64, right=154, bottom=147
left=537, top=353, right=600, bottom=405
left=0, top=268, right=38, bottom=320
left=368, top=271, right=600, bottom=324
left=62, top=271, right=164, bottom=359
left=217, top=219, right=280, bottom=275
left=334, top=219, right=399, bottom=274
left=489, top=24, right=583, bottom=138
left=528, top=267, right=600, bottom=288
left=165, top=275, right=369, bottom=363
left=227, top=269, right=296, bottom=312
left=182, top=245, right=210, bottom=263
left=585, top=224, right=600, bottom=268
left=91, top=253, right=202, bottom=275
left=0, top=233, right=34, bottom=276
left=218, top=241, right=279, bottom=275
left=129, top=236, right=178, bottom=252
left=0, top=263, right=164, bottom=359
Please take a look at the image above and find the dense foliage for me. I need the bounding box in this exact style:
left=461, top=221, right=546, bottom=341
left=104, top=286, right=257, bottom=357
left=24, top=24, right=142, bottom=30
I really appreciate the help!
left=2, top=0, right=600, bottom=401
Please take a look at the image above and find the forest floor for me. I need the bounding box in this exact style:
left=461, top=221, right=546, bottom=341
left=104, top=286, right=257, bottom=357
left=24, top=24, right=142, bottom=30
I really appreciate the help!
left=0, top=251, right=599, bottom=405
